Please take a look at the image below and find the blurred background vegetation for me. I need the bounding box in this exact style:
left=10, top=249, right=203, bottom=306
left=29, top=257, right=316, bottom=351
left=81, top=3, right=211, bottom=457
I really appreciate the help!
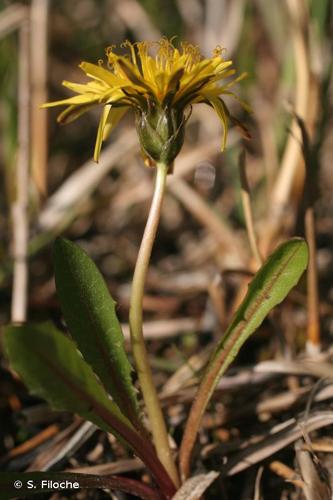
left=1, top=0, right=333, bottom=498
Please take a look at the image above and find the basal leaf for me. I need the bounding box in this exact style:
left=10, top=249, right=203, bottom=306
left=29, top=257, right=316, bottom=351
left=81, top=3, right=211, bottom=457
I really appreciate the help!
left=53, top=238, right=142, bottom=432
left=210, top=238, right=308, bottom=379
left=180, top=238, right=308, bottom=478
left=4, top=323, right=176, bottom=497
left=4, top=322, right=131, bottom=434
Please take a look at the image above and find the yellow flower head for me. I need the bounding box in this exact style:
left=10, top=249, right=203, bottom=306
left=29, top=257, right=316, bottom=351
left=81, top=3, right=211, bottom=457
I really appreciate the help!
left=43, top=38, right=249, bottom=164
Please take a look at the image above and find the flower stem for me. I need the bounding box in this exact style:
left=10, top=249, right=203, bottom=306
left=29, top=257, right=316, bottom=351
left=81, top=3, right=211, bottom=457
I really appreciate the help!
left=129, top=162, right=180, bottom=488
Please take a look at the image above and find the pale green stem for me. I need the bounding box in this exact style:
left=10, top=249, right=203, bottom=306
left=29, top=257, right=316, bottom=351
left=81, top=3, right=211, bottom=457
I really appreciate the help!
left=129, top=162, right=180, bottom=488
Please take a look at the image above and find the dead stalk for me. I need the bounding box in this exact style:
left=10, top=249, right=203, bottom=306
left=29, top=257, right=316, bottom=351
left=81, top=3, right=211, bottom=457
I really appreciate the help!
left=238, top=151, right=263, bottom=267
left=30, top=0, right=49, bottom=196
left=11, top=18, right=30, bottom=323
left=207, top=275, right=226, bottom=328
left=292, top=112, right=321, bottom=353
left=269, top=460, right=304, bottom=489
left=0, top=4, right=28, bottom=39
left=259, top=0, right=310, bottom=255
left=305, top=203, right=320, bottom=353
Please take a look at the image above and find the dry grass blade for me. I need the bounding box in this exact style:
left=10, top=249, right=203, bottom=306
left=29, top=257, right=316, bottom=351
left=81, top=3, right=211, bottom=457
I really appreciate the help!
left=238, top=150, right=262, bottom=267
left=0, top=424, right=59, bottom=464
left=160, top=347, right=211, bottom=398
left=26, top=421, right=96, bottom=472
left=269, top=460, right=304, bottom=489
left=38, top=131, right=137, bottom=231
left=295, top=439, right=331, bottom=500
left=169, top=177, right=246, bottom=267
left=172, top=471, right=219, bottom=500
left=121, top=317, right=198, bottom=340
left=67, top=458, right=144, bottom=476
left=253, top=466, right=264, bottom=500
left=223, top=411, right=333, bottom=476
left=255, top=359, right=333, bottom=380
left=114, top=0, right=161, bottom=40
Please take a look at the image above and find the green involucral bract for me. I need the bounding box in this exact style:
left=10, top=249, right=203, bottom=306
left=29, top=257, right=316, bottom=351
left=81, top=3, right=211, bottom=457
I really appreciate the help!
left=136, top=104, right=185, bottom=165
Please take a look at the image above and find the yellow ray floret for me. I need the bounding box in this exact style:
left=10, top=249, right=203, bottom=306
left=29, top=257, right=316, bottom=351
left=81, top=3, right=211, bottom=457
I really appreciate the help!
left=43, top=38, right=249, bottom=163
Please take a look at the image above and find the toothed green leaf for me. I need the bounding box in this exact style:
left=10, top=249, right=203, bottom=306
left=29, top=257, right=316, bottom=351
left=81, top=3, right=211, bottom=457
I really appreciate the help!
left=4, top=322, right=132, bottom=434
left=53, top=238, right=143, bottom=433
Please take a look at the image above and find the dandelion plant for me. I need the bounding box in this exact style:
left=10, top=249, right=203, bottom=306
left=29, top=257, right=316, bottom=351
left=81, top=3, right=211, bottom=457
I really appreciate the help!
left=42, top=38, right=249, bottom=485
left=4, top=38, right=308, bottom=499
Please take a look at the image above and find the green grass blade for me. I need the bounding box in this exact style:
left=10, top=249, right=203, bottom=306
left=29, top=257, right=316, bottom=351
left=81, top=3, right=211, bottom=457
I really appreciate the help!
left=53, top=238, right=142, bottom=433
left=180, top=238, right=308, bottom=478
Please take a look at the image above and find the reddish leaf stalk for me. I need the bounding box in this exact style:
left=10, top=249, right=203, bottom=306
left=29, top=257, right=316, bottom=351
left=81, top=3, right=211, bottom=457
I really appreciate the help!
left=34, top=346, right=176, bottom=499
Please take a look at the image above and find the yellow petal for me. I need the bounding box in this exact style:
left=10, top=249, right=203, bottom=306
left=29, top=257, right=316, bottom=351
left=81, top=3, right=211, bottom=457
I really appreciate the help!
left=80, top=62, right=122, bottom=87
left=57, top=102, right=97, bottom=124
left=103, top=106, right=128, bottom=141
left=224, top=71, right=248, bottom=87
left=162, top=67, right=184, bottom=104
left=141, top=55, right=157, bottom=84
left=116, top=58, right=153, bottom=93
left=206, top=96, right=229, bottom=151
left=176, top=60, right=213, bottom=100
left=62, top=79, right=107, bottom=95
left=221, top=90, right=253, bottom=113
left=93, top=106, right=128, bottom=162
left=41, top=94, right=99, bottom=108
